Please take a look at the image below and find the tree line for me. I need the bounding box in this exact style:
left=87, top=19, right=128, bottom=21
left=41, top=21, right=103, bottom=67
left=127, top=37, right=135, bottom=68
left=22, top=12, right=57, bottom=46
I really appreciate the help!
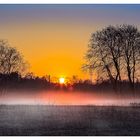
left=0, top=24, right=140, bottom=94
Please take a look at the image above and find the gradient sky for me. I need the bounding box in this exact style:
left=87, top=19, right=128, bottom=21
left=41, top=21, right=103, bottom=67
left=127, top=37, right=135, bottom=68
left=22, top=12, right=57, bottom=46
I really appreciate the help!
left=0, top=4, right=140, bottom=79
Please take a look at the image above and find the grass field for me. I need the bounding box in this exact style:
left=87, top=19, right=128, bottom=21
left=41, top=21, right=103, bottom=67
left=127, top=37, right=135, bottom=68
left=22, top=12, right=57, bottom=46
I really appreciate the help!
left=0, top=105, right=140, bottom=136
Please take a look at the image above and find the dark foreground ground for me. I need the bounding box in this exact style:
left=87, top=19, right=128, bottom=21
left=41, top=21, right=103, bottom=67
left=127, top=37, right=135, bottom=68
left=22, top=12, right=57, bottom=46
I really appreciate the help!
left=0, top=105, right=140, bottom=136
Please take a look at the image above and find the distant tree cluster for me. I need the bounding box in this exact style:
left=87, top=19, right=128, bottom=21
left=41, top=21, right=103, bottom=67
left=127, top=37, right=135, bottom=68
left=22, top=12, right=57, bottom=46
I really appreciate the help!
left=0, top=72, right=53, bottom=94
left=85, top=24, right=140, bottom=91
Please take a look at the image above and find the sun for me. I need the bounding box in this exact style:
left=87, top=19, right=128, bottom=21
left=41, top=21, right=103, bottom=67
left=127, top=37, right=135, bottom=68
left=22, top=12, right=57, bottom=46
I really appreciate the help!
left=59, top=77, right=65, bottom=84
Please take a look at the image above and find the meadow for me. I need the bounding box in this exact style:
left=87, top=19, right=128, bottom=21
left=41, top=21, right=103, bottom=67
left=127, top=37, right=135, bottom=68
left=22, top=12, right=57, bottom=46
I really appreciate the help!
left=0, top=105, right=140, bottom=136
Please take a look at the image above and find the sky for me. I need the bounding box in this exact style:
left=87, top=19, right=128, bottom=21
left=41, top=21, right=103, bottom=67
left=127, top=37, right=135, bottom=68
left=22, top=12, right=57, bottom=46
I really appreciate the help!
left=0, top=4, right=140, bottom=80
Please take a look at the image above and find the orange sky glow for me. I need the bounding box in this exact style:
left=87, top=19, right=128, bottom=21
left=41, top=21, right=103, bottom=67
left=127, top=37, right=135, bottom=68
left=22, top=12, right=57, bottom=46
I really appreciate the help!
left=0, top=5, right=139, bottom=81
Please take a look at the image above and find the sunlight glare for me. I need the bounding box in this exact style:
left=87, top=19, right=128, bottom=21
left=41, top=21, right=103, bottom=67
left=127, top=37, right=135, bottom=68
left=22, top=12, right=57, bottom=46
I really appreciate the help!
left=59, top=77, right=65, bottom=84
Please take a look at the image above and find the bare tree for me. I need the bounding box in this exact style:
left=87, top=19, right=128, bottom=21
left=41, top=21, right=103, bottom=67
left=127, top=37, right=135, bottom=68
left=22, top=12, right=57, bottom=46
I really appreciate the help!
left=84, top=24, right=140, bottom=91
left=0, top=40, right=28, bottom=75
left=85, top=26, right=122, bottom=88
left=119, top=25, right=140, bottom=89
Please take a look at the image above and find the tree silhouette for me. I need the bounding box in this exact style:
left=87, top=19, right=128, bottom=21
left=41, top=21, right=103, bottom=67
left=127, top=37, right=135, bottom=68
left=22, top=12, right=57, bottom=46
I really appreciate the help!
left=85, top=24, right=140, bottom=91
left=119, top=25, right=140, bottom=89
left=0, top=40, right=28, bottom=75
